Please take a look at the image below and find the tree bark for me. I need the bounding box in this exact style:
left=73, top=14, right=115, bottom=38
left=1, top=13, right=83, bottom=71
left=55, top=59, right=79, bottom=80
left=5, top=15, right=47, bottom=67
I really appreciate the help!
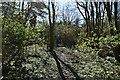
left=114, top=2, right=119, bottom=33
left=113, top=2, right=120, bottom=63
left=90, top=2, right=94, bottom=34
left=104, top=2, right=114, bottom=35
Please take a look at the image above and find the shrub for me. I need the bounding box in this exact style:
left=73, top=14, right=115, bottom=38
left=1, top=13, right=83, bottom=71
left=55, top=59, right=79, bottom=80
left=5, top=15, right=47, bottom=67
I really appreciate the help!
left=55, top=24, right=80, bottom=48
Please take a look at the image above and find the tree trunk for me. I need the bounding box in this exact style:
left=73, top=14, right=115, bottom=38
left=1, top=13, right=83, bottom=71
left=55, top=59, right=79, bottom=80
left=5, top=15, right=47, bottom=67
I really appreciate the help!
left=48, top=1, right=66, bottom=79
left=101, top=5, right=105, bottom=34
left=22, top=1, right=24, bottom=13
left=90, top=2, right=94, bottom=34
left=114, top=2, right=119, bottom=33
left=104, top=2, right=114, bottom=35
left=113, top=2, right=120, bottom=63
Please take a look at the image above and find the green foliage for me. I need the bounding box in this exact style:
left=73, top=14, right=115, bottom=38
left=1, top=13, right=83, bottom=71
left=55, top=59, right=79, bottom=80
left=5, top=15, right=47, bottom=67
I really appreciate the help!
left=21, top=45, right=120, bottom=79
left=72, top=46, right=120, bottom=79
left=55, top=24, right=80, bottom=48
left=98, top=34, right=120, bottom=49
left=111, top=33, right=120, bottom=46
left=2, top=16, right=46, bottom=79
left=1, top=2, right=120, bottom=79
left=76, top=33, right=120, bottom=58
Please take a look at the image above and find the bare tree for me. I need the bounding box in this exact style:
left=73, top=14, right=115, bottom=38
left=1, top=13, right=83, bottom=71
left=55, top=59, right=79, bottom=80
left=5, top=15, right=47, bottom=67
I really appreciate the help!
left=114, top=2, right=119, bottom=33
left=60, top=3, right=79, bottom=25
left=90, top=2, right=95, bottom=33
left=76, top=1, right=91, bottom=37
left=104, top=2, right=114, bottom=35
left=48, top=1, right=66, bottom=80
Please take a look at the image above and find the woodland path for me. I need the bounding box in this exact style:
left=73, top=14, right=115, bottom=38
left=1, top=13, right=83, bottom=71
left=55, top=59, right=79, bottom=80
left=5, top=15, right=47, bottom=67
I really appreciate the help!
left=22, top=45, right=120, bottom=79
left=23, top=46, right=82, bottom=79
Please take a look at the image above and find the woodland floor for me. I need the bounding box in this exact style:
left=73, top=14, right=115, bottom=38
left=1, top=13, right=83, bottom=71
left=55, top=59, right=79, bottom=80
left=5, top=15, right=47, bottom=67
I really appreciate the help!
left=21, top=44, right=120, bottom=79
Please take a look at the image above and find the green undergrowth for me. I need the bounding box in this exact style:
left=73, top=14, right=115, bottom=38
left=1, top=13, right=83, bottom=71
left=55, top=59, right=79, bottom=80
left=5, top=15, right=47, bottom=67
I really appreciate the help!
left=21, top=45, right=120, bottom=79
